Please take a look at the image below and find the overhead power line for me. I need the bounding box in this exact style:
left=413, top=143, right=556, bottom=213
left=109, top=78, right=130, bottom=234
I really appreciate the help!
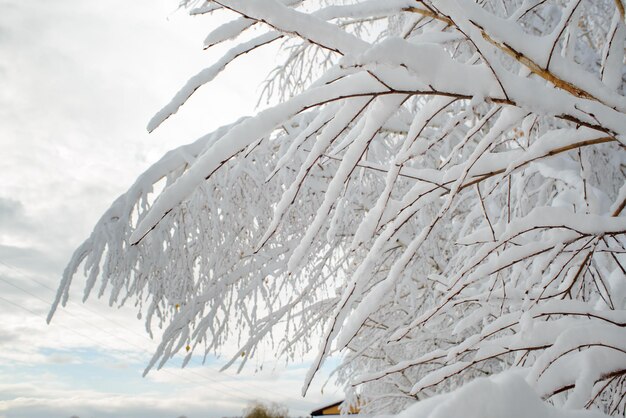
left=0, top=260, right=324, bottom=408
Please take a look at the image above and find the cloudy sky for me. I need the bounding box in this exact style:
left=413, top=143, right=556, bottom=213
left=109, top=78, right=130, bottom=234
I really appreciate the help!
left=0, top=1, right=341, bottom=417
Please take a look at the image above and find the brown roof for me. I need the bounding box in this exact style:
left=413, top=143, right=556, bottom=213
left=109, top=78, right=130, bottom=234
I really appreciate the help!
left=311, top=401, right=360, bottom=416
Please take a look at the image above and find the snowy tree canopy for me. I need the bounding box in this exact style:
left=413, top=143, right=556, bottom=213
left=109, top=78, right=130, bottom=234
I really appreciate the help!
left=50, top=0, right=626, bottom=416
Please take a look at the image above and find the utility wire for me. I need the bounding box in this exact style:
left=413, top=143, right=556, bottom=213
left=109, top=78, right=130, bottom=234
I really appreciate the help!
left=0, top=260, right=324, bottom=407
left=0, top=260, right=325, bottom=404
left=0, top=294, right=247, bottom=397
left=0, top=274, right=295, bottom=404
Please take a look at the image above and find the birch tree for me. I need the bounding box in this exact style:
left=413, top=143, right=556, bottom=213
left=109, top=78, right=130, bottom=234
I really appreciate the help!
left=50, top=0, right=626, bottom=416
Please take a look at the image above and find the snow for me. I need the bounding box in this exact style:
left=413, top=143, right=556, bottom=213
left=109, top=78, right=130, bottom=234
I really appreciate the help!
left=133, top=72, right=385, bottom=245
left=288, top=94, right=407, bottom=273
left=147, top=31, right=282, bottom=132
left=214, top=0, right=369, bottom=55
left=393, top=371, right=609, bottom=418
left=258, top=97, right=372, bottom=251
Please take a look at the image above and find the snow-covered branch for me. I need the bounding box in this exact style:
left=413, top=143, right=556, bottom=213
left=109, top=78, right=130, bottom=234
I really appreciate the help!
left=51, top=0, right=626, bottom=416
